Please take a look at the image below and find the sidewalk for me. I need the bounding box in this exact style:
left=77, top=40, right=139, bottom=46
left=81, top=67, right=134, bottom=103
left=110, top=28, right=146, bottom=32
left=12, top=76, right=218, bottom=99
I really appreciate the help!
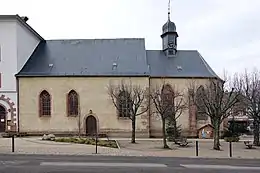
left=101, top=137, right=254, bottom=142
left=0, top=137, right=144, bottom=156
left=0, top=137, right=259, bottom=159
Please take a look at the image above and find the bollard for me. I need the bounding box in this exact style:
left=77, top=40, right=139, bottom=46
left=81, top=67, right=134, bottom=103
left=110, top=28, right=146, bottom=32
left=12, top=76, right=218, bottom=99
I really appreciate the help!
left=229, top=141, right=232, bottom=157
left=11, top=135, right=15, bottom=152
left=195, top=140, right=199, bottom=156
left=95, top=133, right=98, bottom=154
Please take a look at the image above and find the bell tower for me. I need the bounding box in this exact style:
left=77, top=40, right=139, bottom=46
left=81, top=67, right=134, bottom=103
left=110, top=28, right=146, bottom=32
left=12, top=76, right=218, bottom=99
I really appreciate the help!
left=161, top=0, right=178, bottom=57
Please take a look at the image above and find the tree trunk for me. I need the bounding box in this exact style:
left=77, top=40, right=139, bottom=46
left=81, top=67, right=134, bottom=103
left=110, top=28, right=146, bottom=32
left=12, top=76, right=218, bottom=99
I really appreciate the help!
left=173, top=118, right=178, bottom=139
left=253, top=121, right=260, bottom=146
left=78, top=114, right=81, bottom=138
left=131, top=116, right=136, bottom=143
left=162, top=118, right=169, bottom=148
left=212, top=119, right=221, bottom=150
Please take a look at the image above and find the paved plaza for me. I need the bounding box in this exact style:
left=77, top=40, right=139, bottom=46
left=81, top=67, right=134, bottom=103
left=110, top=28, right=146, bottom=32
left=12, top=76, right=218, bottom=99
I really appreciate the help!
left=0, top=137, right=260, bottom=158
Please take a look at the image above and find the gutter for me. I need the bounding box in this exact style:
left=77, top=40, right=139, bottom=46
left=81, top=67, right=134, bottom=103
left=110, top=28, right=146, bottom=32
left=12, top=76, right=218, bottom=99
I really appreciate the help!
left=148, top=77, right=151, bottom=137
left=16, top=78, right=20, bottom=133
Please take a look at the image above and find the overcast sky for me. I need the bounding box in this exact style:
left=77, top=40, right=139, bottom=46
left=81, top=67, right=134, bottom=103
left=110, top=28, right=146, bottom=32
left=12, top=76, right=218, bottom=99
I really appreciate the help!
left=1, top=0, right=259, bottom=75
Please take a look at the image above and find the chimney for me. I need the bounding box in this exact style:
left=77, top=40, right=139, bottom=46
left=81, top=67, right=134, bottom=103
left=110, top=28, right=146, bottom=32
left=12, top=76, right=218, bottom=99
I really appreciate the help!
left=21, top=16, right=29, bottom=22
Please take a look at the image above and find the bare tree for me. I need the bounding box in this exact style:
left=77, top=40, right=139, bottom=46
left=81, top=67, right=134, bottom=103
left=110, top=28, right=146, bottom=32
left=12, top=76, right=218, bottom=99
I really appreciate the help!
left=77, top=105, right=81, bottom=138
left=188, top=78, right=240, bottom=150
left=233, top=69, right=260, bottom=146
left=150, top=82, right=187, bottom=148
left=107, top=80, right=148, bottom=143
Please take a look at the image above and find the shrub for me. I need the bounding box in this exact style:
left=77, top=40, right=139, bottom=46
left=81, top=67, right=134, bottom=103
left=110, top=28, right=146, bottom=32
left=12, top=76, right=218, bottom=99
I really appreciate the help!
left=224, top=136, right=240, bottom=142
left=54, top=137, right=118, bottom=148
left=55, top=137, right=73, bottom=143
left=222, top=130, right=233, bottom=138
left=166, top=125, right=182, bottom=142
left=78, top=138, right=86, bottom=144
left=222, top=127, right=240, bottom=139
left=229, top=121, right=249, bottom=135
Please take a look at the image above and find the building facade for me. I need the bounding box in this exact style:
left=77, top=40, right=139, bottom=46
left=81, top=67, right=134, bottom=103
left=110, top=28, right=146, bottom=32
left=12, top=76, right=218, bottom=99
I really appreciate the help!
left=0, top=15, right=43, bottom=133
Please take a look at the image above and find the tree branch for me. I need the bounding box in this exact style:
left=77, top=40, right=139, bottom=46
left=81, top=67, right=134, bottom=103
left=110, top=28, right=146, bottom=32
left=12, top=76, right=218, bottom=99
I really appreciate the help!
left=107, top=80, right=148, bottom=120
left=150, top=82, right=187, bottom=121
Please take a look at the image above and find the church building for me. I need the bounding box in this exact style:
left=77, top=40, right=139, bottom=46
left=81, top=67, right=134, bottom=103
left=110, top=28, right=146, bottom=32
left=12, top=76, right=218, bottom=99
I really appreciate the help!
left=0, top=8, right=219, bottom=137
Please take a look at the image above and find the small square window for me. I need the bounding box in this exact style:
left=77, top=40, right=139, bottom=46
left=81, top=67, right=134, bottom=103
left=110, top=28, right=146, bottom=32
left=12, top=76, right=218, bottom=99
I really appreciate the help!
left=168, top=50, right=174, bottom=55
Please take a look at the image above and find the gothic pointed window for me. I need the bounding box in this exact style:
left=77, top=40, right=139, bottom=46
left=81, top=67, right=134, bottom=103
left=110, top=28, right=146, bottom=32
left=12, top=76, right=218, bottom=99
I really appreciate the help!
left=161, top=84, right=174, bottom=116
left=117, top=91, right=131, bottom=118
left=39, top=90, right=51, bottom=116
left=67, top=90, right=79, bottom=116
left=196, top=86, right=208, bottom=121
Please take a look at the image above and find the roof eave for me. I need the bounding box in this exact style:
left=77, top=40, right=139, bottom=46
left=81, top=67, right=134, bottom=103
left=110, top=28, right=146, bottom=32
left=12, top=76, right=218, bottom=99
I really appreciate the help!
left=150, top=76, right=220, bottom=79
left=15, top=74, right=150, bottom=78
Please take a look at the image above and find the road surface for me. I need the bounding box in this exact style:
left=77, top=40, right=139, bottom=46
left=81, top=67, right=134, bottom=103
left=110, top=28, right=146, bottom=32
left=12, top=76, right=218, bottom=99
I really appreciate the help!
left=0, top=154, right=260, bottom=172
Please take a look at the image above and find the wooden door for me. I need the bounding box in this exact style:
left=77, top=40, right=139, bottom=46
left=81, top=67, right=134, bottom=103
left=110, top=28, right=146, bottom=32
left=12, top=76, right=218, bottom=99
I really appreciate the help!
left=86, top=116, right=97, bottom=136
left=0, top=105, right=6, bottom=132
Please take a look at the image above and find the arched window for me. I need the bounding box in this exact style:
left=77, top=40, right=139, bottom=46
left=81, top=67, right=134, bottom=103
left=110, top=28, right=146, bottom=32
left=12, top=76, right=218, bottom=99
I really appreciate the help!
left=117, top=91, right=131, bottom=118
left=161, top=84, right=174, bottom=116
left=196, top=86, right=208, bottom=120
left=39, top=90, right=51, bottom=116
left=67, top=90, right=79, bottom=116
left=162, top=84, right=174, bottom=103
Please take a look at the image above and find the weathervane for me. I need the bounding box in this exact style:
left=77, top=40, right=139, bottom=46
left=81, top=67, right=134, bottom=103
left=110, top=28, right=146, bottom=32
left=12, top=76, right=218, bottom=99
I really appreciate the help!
left=168, top=0, right=171, bottom=20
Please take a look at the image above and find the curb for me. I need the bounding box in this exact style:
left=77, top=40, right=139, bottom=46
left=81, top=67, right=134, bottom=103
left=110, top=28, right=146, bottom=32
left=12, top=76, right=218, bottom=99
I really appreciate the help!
left=187, top=156, right=260, bottom=160
left=1, top=152, right=260, bottom=160
left=115, top=140, right=121, bottom=149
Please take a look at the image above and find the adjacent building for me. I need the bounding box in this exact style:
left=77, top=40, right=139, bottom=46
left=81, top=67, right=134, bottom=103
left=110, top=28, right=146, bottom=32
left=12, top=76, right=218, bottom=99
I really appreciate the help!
left=0, top=15, right=43, bottom=133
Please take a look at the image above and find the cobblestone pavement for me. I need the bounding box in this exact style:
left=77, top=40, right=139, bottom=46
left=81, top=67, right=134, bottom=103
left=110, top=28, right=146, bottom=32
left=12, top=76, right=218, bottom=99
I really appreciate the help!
left=0, top=137, right=260, bottom=158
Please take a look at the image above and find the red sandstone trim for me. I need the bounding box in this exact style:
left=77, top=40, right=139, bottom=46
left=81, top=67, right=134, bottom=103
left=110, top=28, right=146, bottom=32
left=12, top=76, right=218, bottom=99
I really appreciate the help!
left=0, top=94, right=17, bottom=132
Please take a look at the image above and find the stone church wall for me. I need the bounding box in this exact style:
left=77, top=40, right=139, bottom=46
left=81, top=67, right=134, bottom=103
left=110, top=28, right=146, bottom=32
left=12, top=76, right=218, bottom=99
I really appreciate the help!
left=18, top=77, right=150, bottom=137
left=149, top=78, right=210, bottom=137
left=18, top=76, right=213, bottom=138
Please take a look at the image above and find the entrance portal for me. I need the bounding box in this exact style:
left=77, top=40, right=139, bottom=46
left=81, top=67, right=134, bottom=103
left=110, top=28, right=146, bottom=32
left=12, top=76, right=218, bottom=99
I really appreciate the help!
left=86, top=115, right=97, bottom=136
left=0, top=105, right=6, bottom=132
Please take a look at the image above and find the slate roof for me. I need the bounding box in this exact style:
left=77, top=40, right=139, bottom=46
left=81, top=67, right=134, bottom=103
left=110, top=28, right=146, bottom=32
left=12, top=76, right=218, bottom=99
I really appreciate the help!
left=16, top=38, right=219, bottom=78
left=17, top=38, right=149, bottom=77
left=162, top=18, right=176, bottom=33
left=147, top=50, right=218, bottom=78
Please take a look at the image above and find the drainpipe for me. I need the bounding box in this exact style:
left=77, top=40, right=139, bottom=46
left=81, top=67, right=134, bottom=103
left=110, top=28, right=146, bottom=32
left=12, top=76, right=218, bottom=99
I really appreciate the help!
left=16, top=77, right=20, bottom=133
left=148, top=77, right=151, bottom=137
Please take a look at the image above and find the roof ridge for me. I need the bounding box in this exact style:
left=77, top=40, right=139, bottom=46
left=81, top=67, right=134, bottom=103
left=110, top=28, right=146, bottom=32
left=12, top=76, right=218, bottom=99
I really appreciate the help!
left=146, top=49, right=198, bottom=51
left=46, top=38, right=145, bottom=41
